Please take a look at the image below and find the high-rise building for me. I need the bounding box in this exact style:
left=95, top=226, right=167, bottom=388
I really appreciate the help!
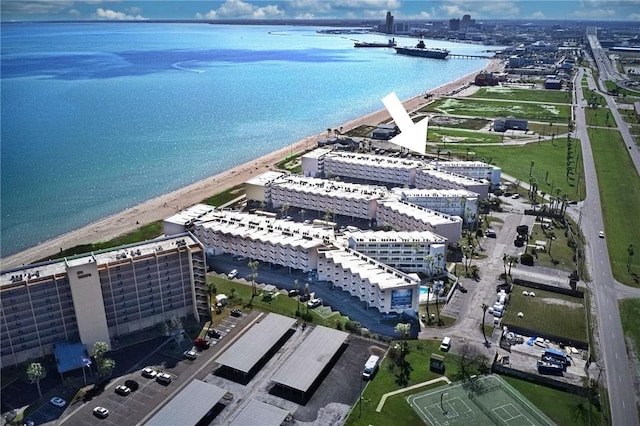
left=385, top=12, right=394, bottom=34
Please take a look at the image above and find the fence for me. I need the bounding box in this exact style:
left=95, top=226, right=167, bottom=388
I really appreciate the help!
left=513, top=278, right=584, bottom=298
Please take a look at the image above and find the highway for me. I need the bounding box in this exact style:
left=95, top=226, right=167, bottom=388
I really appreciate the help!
left=573, top=63, right=640, bottom=426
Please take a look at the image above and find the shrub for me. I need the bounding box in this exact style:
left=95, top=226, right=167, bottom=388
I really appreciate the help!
left=345, top=320, right=362, bottom=332
left=520, top=253, right=535, bottom=266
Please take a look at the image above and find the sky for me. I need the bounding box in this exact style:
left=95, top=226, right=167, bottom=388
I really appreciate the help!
left=1, top=0, right=639, bottom=22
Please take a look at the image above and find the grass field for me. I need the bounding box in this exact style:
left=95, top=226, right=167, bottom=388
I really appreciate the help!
left=434, top=137, right=585, bottom=202
left=619, top=298, right=640, bottom=361
left=470, top=87, right=572, bottom=104
left=584, top=108, right=617, bottom=127
left=422, top=98, right=571, bottom=122
left=527, top=122, right=569, bottom=137
left=528, top=222, right=577, bottom=272
left=501, top=285, right=587, bottom=342
left=589, top=128, right=640, bottom=287
left=427, top=128, right=504, bottom=144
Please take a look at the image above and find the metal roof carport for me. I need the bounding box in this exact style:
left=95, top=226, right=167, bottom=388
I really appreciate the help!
left=215, top=313, right=297, bottom=382
left=144, top=379, right=227, bottom=426
left=227, top=399, right=291, bottom=426
left=270, top=326, right=349, bottom=403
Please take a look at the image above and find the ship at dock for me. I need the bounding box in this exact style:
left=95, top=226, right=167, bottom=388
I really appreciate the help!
left=394, top=40, right=449, bottom=59
left=354, top=38, right=396, bottom=48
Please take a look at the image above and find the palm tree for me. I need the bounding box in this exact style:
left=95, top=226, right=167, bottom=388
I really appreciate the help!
left=304, top=282, right=311, bottom=314
left=481, top=303, right=489, bottom=345
left=26, top=362, right=46, bottom=399
left=279, top=203, right=289, bottom=219
left=206, top=281, right=217, bottom=319
left=627, top=244, right=635, bottom=272
left=294, top=279, right=300, bottom=313
left=424, top=254, right=434, bottom=277
left=507, top=255, right=518, bottom=276
left=299, top=209, right=306, bottom=223
left=248, top=260, right=259, bottom=300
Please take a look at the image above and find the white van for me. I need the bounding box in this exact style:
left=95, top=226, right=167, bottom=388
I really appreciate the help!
left=362, top=355, right=380, bottom=380
left=439, top=337, right=451, bottom=352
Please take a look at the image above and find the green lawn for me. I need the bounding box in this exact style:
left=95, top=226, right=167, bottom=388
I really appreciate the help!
left=470, top=87, right=572, bottom=104
left=502, top=285, right=587, bottom=342
left=436, top=137, right=585, bottom=202
left=619, top=298, right=640, bottom=360
left=527, top=122, right=568, bottom=138
left=201, top=183, right=245, bottom=207
left=502, top=376, right=608, bottom=426
left=585, top=108, right=617, bottom=127
left=422, top=98, right=571, bottom=122
left=582, top=88, right=606, bottom=107
left=528, top=222, right=577, bottom=272
left=427, top=128, right=504, bottom=144
left=589, top=128, right=640, bottom=287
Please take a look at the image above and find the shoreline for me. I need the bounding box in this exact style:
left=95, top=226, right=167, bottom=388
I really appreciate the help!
left=1, top=59, right=502, bottom=270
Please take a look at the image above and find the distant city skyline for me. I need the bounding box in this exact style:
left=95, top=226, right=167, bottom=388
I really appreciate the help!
left=2, top=0, right=639, bottom=22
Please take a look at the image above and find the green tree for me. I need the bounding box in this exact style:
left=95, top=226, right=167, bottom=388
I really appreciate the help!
left=299, top=209, right=306, bottom=223
left=92, top=341, right=109, bottom=360
left=393, top=323, right=412, bottom=386
left=304, top=282, right=311, bottom=314
left=163, top=317, right=184, bottom=347
left=92, top=341, right=116, bottom=380
left=97, top=358, right=116, bottom=379
left=279, top=203, right=290, bottom=219
left=248, top=260, right=259, bottom=298
left=206, top=281, right=217, bottom=319
left=26, top=362, right=46, bottom=399
left=294, top=279, right=300, bottom=314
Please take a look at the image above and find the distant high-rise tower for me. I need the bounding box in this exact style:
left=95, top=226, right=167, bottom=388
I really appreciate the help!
left=385, top=11, right=394, bottom=34
left=449, top=18, right=460, bottom=31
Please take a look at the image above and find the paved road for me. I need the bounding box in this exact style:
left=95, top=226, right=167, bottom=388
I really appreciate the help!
left=574, top=67, right=639, bottom=426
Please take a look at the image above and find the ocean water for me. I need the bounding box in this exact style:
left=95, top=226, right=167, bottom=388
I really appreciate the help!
left=1, top=23, right=490, bottom=257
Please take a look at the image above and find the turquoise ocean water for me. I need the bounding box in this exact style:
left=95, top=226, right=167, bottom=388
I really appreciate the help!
left=1, top=23, right=490, bottom=257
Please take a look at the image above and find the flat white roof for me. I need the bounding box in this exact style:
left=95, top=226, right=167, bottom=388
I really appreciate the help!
left=346, top=230, right=447, bottom=244
left=418, top=168, right=486, bottom=185
left=377, top=200, right=462, bottom=226
left=227, top=399, right=290, bottom=426
left=216, top=313, right=296, bottom=374
left=245, top=170, right=287, bottom=187
left=144, top=380, right=227, bottom=426
left=325, top=151, right=425, bottom=169
left=164, top=203, right=216, bottom=226
left=302, top=147, right=332, bottom=159
left=271, top=175, right=388, bottom=201
left=391, top=187, right=479, bottom=199
left=271, top=326, right=349, bottom=393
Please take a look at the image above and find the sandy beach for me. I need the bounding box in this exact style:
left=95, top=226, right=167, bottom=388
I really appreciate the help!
left=1, top=59, right=503, bottom=270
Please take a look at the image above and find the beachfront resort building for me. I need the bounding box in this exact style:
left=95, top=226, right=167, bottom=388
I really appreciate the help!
left=0, top=234, right=207, bottom=368
left=344, top=230, right=447, bottom=274
left=376, top=200, right=463, bottom=243
left=317, top=247, right=419, bottom=313
left=390, top=188, right=479, bottom=223
left=435, top=161, right=501, bottom=189
left=415, top=168, right=489, bottom=199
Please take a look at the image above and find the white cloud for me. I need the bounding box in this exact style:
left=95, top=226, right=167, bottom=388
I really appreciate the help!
left=628, top=12, right=640, bottom=20
left=570, top=8, right=616, bottom=19
left=1, top=1, right=74, bottom=15
left=530, top=11, right=545, bottom=19
left=93, top=7, right=147, bottom=20
left=68, top=8, right=81, bottom=17
left=195, top=0, right=284, bottom=19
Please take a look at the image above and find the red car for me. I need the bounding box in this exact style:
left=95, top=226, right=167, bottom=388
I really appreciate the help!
left=193, top=338, right=210, bottom=349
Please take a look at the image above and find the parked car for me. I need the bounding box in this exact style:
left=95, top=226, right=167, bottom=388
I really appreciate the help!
left=598, top=231, right=605, bottom=238
left=299, top=293, right=310, bottom=303
left=183, top=350, right=197, bottom=360
left=227, top=269, right=238, bottom=279
left=485, top=229, right=496, bottom=238
left=141, top=367, right=157, bottom=378
left=288, top=289, right=300, bottom=297
left=193, top=338, right=209, bottom=349
left=230, top=309, right=242, bottom=317
left=458, top=285, right=467, bottom=293
left=156, top=372, right=172, bottom=384
left=93, top=407, right=109, bottom=419
left=115, top=385, right=131, bottom=396
left=208, top=329, right=222, bottom=339
left=50, top=397, right=66, bottom=408
left=307, top=298, right=323, bottom=309
left=511, top=194, right=520, bottom=199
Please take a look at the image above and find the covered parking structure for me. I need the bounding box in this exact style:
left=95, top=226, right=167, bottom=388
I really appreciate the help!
left=215, top=313, right=297, bottom=384
left=227, top=399, right=291, bottom=426
left=270, top=326, right=349, bottom=403
left=144, top=379, right=228, bottom=426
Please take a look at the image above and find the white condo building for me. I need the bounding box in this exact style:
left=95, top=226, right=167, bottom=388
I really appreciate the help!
left=317, top=247, right=420, bottom=314
left=390, top=188, right=479, bottom=223
left=436, top=160, right=501, bottom=189
left=376, top=199, right=462, bottom=243
left=344, top=230, right=446, bottom=274
left=415, top=168, right=489, bottom=199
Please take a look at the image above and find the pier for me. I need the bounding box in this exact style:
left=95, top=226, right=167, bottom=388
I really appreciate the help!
left=449, top=53, right=495, bottom=59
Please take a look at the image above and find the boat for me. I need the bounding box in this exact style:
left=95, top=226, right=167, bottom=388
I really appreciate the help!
left=394, top=40, right=449, bottom=59
left=354, top=38, right=396, bottom=48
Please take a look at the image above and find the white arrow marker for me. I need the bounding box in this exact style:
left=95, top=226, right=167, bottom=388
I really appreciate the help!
left=381, top=92, right=429, bottom=155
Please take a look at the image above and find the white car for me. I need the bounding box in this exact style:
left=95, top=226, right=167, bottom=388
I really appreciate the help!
left=307, top=298, right=323, bottom=309
left=141, top=367, right=157, bottom=378
left=93, top=406, right=109, bottom=419
left=598, top=231, right=605, bottom=238
left=227, top=269, right=238, bottom=279
left=511, top=194, right=520, bottom=199
left=183, top=350, right=197, bottom=360
left=50, top=397, right=66, bottom=408
left=156, top=372, right=172, bottom=384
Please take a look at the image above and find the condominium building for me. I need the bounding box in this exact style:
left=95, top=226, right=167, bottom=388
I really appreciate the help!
left=0, top=234, right=207, bottom=368
left=266, top=175, right=388, bottom=220
left=390, top=188, right=479, bottom=222
left=436, top=160, right=501, bottom=189
left=317, top=247, right=420, bottom=314
left=344, top=230, right=446, bottom=274
left=415, top=168, right=489, bottom=199
left=189, top=210, right=333, bottom=272
left=245, top=171, right=287, bottom=204
left=376, top=199, right=462, bottom=243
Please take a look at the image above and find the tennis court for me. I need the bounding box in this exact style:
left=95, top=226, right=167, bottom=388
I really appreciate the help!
left=406, top=375, right=556, bottom=426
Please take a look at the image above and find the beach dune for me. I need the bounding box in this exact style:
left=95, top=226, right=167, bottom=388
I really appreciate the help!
left=1, top=60, right=502, bottom=270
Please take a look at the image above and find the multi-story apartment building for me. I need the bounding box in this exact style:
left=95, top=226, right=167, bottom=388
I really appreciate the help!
left=0, top=234, right=207, bottom=368
left=376, top=200, right=462, bottom=243
left=436, top=161, right=501, bottom=189
left=415, top=168, right=489, bottom=199
left=390, top=188, right=479, bottom=223
left=266, top=175, right=388, bottom=220
left=317, top=247, right=420, bottom=314
left=343, top=230, right=446, bottom=274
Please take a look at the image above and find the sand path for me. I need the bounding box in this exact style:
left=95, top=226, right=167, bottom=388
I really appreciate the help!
left=1, top=59, right=503, bottom=269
